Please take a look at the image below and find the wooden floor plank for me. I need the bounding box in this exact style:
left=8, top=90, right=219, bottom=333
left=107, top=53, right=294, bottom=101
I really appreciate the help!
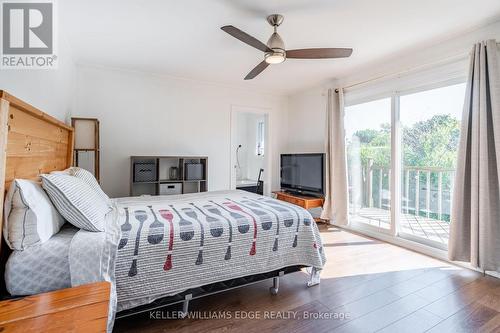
left=383, top=267, right=459, bottom=298
left=478, top=313, right=500, bottom=332
left=326, top=290, right=402, bottom=329
left=332, top=294, right=429, bottom=333
left=426, top=301, right=499, bottom=333
left=423, top=277, right=500, bottom=319
left=413, top=269, right=480, bottom=303
left=318, top=268, right=428, bottom=309
left=376, top=309, right=443, bottom=333
left=229, top=301, right=335, bottom=333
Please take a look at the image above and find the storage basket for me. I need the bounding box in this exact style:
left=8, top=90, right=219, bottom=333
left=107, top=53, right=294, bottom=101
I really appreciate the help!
left=134, top=160, right=157, bottom=182
left=185, top=163, right=204, bottom=180
left=160, top=183, right=182, bottom=195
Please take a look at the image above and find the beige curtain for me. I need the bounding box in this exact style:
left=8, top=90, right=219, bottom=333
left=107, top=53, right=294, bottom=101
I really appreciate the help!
left=321, top=88, right=348, bottom=225
left=449, top=40, right=500, bottom=272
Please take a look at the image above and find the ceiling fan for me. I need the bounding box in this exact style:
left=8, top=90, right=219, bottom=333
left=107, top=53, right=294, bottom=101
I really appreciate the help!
left=221, top=14, right=353, bottom=80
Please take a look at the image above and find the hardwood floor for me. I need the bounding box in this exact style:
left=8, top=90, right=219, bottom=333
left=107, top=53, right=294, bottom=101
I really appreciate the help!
left=114, top=224, right=500, bottom=333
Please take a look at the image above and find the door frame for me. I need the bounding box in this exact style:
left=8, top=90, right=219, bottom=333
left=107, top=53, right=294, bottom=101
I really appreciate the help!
left=230, top=105, right=271, bottom=196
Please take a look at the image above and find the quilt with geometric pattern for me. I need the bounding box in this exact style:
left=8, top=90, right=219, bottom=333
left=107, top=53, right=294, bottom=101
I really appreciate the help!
left=113, top=190, right=326, bottom=311
left=68, top=190, right=326, bottom=331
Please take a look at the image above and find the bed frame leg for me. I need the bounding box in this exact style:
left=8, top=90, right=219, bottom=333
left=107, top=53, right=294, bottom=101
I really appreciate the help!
left=269, top=270, right=284, bottom=295
left=180, top=294, right=192, bottom=318
left=307, top=267, right=321, bottom=287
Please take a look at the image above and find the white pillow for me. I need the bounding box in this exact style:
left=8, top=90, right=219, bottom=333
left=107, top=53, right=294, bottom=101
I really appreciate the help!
left=68, top=167, right=110, bottom=203
left=3, top=179, right=65, bottom=250
left=41, top=174, right=111, bottom=232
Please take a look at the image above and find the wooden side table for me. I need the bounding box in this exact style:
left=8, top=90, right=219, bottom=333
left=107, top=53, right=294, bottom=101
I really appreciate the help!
left=0, top=282, right=110, bottom=332
left=273, top=191, right=326, bottom=222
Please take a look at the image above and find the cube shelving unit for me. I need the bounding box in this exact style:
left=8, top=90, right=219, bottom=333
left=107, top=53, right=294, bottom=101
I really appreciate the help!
left=130, top=156, right=208, bottom=196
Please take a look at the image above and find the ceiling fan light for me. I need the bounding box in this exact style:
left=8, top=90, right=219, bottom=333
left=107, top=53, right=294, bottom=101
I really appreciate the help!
left=265, top=52, right=285, bottom=64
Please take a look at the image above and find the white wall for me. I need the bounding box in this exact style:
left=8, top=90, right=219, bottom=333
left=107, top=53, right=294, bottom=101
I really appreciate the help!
left=287, top=20, right=500, bottom=151
left=0, top=39, right=75, bottom=122
left=287, top=86, right=327, bottom=153
left=74, top=65, right=289, bottom=198
left=338, top=20, right=500, bottom=89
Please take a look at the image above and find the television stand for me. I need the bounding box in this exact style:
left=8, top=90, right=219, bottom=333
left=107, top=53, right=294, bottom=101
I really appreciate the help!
left=273, top=191, right=326, bottom=223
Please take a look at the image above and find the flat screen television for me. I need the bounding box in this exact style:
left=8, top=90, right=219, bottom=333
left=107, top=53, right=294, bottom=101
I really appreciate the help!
left=280, top=153, right=325, bottom=197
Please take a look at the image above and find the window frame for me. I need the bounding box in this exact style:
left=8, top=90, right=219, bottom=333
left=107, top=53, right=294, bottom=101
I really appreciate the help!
left=344, top=75, right=467, bottom=250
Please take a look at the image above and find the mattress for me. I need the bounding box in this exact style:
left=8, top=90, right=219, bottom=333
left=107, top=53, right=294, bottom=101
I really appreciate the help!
left=5, top=224, right=78, bottom=295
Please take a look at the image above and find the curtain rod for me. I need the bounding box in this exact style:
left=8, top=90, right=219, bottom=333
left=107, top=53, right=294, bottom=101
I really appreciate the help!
left=334, top=41, right=500, bottom=93
left=334, top=53, right=468, bottom=93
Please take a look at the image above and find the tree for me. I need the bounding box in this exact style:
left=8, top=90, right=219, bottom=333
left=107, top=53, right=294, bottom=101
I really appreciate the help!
left=350, top=123, right=391, bottom=167
left=403, top=114, right=460, bottom=169
left=348, top=114, right=460, bottom=169
left=353, top=129, right=379, bottom=144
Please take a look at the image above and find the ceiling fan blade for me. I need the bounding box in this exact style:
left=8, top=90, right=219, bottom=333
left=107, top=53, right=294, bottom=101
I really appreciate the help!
left=286, top=48, right=353, bottom=59
left=221, top=25, right=272, bottom=53
left=244, top=61, right=270, bottom=80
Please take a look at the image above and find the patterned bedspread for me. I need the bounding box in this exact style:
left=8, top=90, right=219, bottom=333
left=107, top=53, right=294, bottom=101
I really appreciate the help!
left=113, top=190, right=326, bottom=310
left=68, top=190, right=326, bottom=331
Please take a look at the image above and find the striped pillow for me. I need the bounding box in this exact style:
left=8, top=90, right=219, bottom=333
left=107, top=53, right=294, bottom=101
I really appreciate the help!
left=69, top=167, right=110, bottom=203
left=41, top=174, right=111, bottom=232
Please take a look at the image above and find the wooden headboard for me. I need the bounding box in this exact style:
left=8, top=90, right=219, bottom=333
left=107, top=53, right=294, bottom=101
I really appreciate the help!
left=0, top=90, right=74, bottom=251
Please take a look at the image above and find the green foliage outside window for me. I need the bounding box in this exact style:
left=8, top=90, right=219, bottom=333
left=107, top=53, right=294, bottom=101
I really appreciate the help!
left=347, top=114, right=460, bottom=222
left=348, top=114, right=460, bottom=169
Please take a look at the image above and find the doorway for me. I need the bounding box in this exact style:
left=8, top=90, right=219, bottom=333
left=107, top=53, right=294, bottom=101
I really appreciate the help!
left=230, top=106, right=270, bottom=196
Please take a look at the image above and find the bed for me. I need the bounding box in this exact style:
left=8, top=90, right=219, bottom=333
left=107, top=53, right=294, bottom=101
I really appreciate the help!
left=0, top=91, right=326, bottom=331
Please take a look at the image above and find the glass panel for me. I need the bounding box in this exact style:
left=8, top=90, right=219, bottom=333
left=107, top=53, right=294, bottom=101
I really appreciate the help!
left=345, top=98, right=391, bottom=230
left=400, top=83, right=466, bottom=246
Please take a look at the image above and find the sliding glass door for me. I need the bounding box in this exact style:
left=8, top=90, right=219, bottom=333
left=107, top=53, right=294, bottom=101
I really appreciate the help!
left=345, top=82, right=466, bottom=249
left=399, top=83, right=466, bottom=248
left=345, top=98, right=392, bottom=231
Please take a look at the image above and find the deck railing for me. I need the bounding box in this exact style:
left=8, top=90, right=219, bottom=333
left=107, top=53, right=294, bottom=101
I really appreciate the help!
left=361, top=159, right=455, bottom=222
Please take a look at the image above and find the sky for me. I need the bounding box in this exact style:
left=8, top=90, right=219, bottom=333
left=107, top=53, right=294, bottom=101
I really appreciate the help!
left=344, top=82, right=467, bottom=137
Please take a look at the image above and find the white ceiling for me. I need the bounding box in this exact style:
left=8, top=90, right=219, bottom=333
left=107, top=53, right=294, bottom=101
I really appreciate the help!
left=61, top=0, right=500, bottom=95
